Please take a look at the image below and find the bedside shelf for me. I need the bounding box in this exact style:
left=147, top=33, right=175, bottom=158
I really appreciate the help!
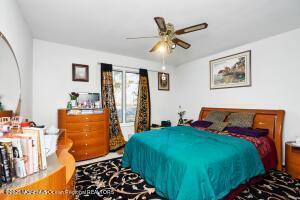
left=285, top=141, right=300, bottom=179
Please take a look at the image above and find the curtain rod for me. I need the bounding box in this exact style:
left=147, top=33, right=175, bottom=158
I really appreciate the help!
left=97, top=62, right=162, bottom=73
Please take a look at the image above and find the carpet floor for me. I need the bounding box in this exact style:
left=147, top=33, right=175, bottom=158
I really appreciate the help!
left=75, top=157, right=300, bottom=200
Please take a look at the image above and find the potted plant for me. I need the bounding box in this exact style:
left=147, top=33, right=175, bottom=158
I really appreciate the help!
left=69, top=92, right=79, bottom=108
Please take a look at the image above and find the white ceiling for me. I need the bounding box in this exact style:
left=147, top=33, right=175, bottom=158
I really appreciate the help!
left=17, top=0, right=300, bottom=66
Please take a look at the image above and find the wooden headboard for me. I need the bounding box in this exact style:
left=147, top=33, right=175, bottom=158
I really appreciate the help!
left=199, top=107, right=285, bottom=170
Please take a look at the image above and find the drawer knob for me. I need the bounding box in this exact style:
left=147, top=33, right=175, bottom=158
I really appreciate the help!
left=85, top=134, right=88, bottom=136
left=86, top=117, right=89, bottom=120
left=85, top=144, right=88, bottom=146
left=85, top=152, right=88, bottom=155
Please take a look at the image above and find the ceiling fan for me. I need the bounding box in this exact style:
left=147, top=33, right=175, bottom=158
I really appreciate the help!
left=126, top=17, right=208, bottom=54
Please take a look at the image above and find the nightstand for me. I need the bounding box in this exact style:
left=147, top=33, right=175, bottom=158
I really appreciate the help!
left=285, top=142, right=300, bottom=179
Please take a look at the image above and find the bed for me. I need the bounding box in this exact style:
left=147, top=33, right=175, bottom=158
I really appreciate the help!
left=122, top=107, right=285, bottom=200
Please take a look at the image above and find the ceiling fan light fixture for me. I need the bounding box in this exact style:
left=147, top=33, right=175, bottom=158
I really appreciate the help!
left=141, top=17, right=208, bottom=53
left=158, top=45, right=166, bottom=53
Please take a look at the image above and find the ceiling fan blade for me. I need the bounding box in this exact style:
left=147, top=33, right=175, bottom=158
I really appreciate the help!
left=154, top=17, right=167, bottom=32
left=126, top=36, right=159, bottom=39
left=149, top=41, right=162, bottom=52
left=175, top=23, right=208, bottom=35
left=172, top=38, right=191, bottom=49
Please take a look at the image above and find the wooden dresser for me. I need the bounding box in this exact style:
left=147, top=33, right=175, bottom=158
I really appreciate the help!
left=58, top=109, right=109, bottom=161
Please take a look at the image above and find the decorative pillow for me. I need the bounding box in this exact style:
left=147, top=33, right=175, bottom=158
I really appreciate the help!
left=225, top=127, right=269, bottom=138
left=191, top=120, right=213, bottom=128
left=204, top=111, right=230, bottom=123
left=207, top=122, right=229, bottom=131
left=227, top=112, right=255, bottom=128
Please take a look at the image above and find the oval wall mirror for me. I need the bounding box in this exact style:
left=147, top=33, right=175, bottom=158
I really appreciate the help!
left=0, top=32, right=21, bottom=115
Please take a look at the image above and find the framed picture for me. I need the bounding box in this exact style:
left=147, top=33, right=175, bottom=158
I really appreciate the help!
left=72, top=63, right=89, bottom=82
left=210, top=50, right=251, bottom=89
left=158, top=72, right=170, bottom=91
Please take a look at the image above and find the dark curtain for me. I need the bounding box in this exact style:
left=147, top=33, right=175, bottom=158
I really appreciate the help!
left=135, top=69, right=151, bottom=133
left=101, top=63, right=125, bottom=151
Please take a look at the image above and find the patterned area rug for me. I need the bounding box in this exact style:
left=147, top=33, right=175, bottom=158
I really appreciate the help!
left=76, top=157, right=300, bottom=200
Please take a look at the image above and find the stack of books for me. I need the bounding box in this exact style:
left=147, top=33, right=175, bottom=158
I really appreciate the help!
left=0, top=127, right=47, bottom=186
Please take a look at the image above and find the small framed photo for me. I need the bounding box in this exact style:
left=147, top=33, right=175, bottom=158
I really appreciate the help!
left=158, top=72, right=170, bottom=91
left=210, top=50, right=251, bottom=89
left=72, top=63, right=89, bottom=82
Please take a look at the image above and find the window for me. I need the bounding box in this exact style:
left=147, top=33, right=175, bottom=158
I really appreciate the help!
left=125, top=72, right=139, bottom=122
left=113, top=70, right=139, bottom=124
left=112, top=71, right=123, bottom=123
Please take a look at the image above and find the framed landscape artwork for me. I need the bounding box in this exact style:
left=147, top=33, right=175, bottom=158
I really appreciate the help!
left=158, top=72, right=170, bottom=91
left=72, top=63, right=89, bottom=82
left=210, top=50, right=251, bottom=89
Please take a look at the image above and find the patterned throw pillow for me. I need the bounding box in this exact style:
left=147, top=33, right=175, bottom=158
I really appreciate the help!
left=191, top=120, right=213, bottom=128
left=207, top=122, right=229, bottom=131
left=204, top=111, right=230, bottom=123
left=227, top=112, right=256, bottom=128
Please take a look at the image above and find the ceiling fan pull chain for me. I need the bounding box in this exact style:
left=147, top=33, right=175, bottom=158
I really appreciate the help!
left=162, top=50, right=166, bottom=71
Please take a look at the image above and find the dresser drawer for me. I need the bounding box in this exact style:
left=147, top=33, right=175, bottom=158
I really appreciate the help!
left=72, top=137, right=108, bottom=148
left=66, top=114, right=105, bottom=123
left=66, top=122, right=105, bottom=132
left=71, top=145, right=109, bottom=161
left=67, top=130, right=107, bottom=140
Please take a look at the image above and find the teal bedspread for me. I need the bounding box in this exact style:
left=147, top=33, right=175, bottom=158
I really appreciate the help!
left=122, top=126, right=265, bottom=200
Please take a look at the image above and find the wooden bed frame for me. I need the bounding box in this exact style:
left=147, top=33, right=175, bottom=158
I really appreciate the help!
left=199, top=107, right=285, bottom=170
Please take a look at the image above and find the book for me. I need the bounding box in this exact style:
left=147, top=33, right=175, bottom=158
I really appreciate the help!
left=14, top=134, right=34, bottom=175
left=22, top=128, right=47, bottom=170
left=0, top=145, right=12, bottom=183
left=23, top=133, right=39, bottom=173
left=11, top=138, right=27, bottom=178
left=0, top=138, right=14, bottom=180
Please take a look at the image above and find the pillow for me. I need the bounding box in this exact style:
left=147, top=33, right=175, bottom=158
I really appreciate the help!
left=227, top=112, right=255, bottom=128
left=207, top=122, right=229, bottom=131
left=204, top=111, right=230, bottom=123
left=191, top=120, right=213, bottom=128
left=225, top=127, right=269, bottom=138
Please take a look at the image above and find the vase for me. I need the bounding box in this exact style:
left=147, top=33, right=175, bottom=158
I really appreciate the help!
left=178, top=117, right=184, bottom=126
left=71, top=100, right=77, bottom=108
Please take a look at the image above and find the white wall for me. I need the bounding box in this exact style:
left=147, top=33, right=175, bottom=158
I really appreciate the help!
left=174, top=28, right=300, bottom=145
left=0, top=0, right=33, bottom=117
left=33, top=40, right=176, bottom=140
